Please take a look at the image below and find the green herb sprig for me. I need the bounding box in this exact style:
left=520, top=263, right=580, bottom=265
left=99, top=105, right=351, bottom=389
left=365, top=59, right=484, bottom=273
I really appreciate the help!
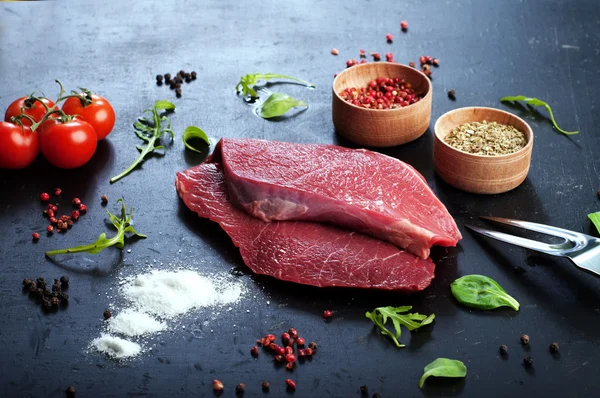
left=182, top=126, right=210, bottom=153
left=236, top=73, right=314, bottom=98
left=500, top=95, right=579, bottom=135
left=365, top=306, right=435, bottom=348
left=110, top=100, right=176, bottom=183
left=45, top=199, right=146, bottom=257
left=419, top=358, right=467, bottom=389
left=259, top=92, right=308, bottom=118
left=451, top=274, right=520, bottom=311
left=588, top=212, right=600, bottom=233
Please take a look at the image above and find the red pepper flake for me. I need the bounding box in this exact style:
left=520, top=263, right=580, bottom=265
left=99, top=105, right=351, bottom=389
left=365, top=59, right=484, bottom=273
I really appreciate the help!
left=32, top=232, right=40, bottom=240
left=386, top=33, right=393, bottom=42
left=323, top=309, right=333, bottom=319
left=40, top=192, right=50, bottom=201
left=401, top=20, right=408, bottom=31
left=331, top=48, right=339, bottom=56
left=285, top=379, right=296, bottom=390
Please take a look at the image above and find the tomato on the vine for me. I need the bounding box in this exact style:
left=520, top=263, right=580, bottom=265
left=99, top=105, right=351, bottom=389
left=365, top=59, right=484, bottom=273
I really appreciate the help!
left=4, top=97, right=55, bottom=127
left=62, top=94, right=115, bottom=140
left=0, top=121, right=39, bottom=169
left=39, top=117, right=97, bottom=169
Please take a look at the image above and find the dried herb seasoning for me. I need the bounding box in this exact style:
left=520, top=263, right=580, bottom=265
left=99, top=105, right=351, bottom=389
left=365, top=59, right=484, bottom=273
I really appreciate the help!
left=444, top=120, right=526, bottom=156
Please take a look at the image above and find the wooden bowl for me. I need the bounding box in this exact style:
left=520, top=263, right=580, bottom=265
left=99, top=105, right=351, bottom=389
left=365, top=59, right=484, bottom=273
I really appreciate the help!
left=332, top=62, right=432, bottom=147
left=433, top=107, right=534, bottom=194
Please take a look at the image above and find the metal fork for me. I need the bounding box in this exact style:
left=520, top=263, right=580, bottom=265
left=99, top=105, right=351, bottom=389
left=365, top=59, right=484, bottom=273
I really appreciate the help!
left=466, top=216, right=600, bottom=278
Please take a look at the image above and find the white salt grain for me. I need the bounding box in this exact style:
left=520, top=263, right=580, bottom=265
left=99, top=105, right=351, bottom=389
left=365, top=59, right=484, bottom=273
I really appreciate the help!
left=108, top=309, right=166, bottom=337
left=91, top=334, right=142, bottom=359
left=121, top=270, right=243, bottom=319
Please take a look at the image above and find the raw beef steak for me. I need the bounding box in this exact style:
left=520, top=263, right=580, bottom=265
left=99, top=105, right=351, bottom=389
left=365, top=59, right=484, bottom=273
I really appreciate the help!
left=207, top=138, right=461, bottom=259
left=176, top=163, right=435, bottom=291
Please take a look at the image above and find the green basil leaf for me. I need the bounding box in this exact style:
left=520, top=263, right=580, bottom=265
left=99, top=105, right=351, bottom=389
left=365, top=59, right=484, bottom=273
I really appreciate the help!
left=500, top=96, right=578, bottom=135
left=451, top=274, right=520, bottom=311
left=588, top=212, right=600, bottom=233
left=154, top=100, right=176, bottom=111
left=182, top=126, right=210, bottom=153
left=419, top=358, right=467, bottom=388
left=259, top=92, right=307, bottom=119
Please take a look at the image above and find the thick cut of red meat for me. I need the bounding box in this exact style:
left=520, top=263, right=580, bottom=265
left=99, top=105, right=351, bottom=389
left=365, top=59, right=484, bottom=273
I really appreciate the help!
left=207, top=138, right=461, bottom=259
left=176, top=163, right=435, bottom=291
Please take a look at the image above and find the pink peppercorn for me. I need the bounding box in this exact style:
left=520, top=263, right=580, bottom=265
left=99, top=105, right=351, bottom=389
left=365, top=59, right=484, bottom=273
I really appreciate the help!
left=401, top=20, right=408, bottom=30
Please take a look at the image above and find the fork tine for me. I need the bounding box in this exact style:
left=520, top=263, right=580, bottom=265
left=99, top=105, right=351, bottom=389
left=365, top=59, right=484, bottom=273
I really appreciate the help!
left=465, top=224, right=559, bottom=255
left=480, top=216, right=579, bottom=241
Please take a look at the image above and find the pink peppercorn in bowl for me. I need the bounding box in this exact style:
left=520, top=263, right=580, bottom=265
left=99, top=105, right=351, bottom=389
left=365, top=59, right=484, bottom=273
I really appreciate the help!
left=332, top=62, right=432, bottom=147
left=433, top=107, right=534, bottom=194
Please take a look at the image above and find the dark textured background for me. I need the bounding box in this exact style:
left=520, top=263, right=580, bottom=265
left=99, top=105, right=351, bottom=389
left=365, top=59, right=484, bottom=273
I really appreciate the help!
left=1, top=0, right=600, bottom=397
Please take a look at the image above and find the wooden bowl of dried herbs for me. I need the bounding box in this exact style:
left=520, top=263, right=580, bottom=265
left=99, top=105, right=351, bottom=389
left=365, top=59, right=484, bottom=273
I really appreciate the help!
left=433, top=107, right=534, bottom=194
left=332, top=62, right=432, bottom=147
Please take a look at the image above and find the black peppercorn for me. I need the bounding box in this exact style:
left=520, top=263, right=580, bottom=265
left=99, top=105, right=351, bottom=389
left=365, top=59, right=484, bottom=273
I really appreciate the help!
left=499, top=344, right=508, bottom=355
left=101, top=195, right=108, bottom=204
left=596, top=189, right=600, bottom=199
left=360, top=385, right=369, bottom=396
left=176, top=88, right=182, bottom=98
left=156, top=74, right=163, bottom=82
left=235, top=383, right=245, bottom=395
left=523, top=355, right=533, bottom=367
left=261, top=381, right=270, bottom=391
left=36, top=277, right=46, bottom=289
left=60, top=275, right=69, bottom=286
left=51, top=296, right=60, bottom=307
left=28, top=283, right=38, bottom=293
left=42, top=299, right=53, bottom=311
left=550, top=342, right=559, bottom=353
left=179, top=70, right=185, bottom=76
left=103, top=310, right=112, bottom=320
left=447, top=89, right=456, bottom=100
left=170, top=82, right=176, bottom=90
left=191, top=71, right=197, bottom=80
left=59, top=292, right=69, bottom=304
left=175, top=83, right=181, bottom=89
left=520, top=334, right=530, bottom=345
left=185, top=76, right=192, bottom=83
left=164, top=73, right=171, bottom=80
left=372, top=393, right=381, bottom=398
left=35, top=288, right=44, bottom=297
left=23, top=278, right=33, bottom=286
left=65, top=385, right=76, bottom=398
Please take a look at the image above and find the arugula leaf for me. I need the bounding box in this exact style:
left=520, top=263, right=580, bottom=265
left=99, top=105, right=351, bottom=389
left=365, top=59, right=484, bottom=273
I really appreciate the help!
left=419, top=358, right=467, bottom=388
left=451, top=274, right=520, bottom=311
left=259, top=92, right=308, bottom=119
left=365, top=306, right=435, bottom=348
left=500, top=95, right=579, bottom=135
left=45, top=199, right=146, bottom=257
left=110, top=100, right=176, bottom=183
left=588, top=212, right=600, bottom=233
left=236, top=73, right=315, bottom=98
left=182, top=126, right=210, bottom=153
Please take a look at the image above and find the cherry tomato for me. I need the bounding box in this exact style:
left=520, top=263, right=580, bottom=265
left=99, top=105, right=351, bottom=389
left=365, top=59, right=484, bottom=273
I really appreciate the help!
left=39, top=118, right=97, bottom=169
left=4, top=97, right=55, bottom=127
left=0, top=121, right=39, bottom=169
left=62, top=94, right=115, bottom=140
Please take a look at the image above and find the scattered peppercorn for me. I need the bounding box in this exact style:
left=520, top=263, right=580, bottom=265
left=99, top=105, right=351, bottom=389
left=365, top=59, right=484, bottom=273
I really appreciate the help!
left=251, top=346, right=259, bottom=357
left=409, top=61, right=415, bottom=68
left=285, top=379, right=296, bottom=390
left=346, top=59, right=359, bottom=68
left=65, top=386, right=76, bottom=398
left=47, top=225, right=54, bottom=233
left=499, top=344, right=508, bottom=355
left=447, top=89, right=456, bottom=100
left=72, top=198, right=81, bottom=206
left=360, top=385, right=369, bottom=396
left=372, top=393, right=381, bottom=398
left=432, top=58, right=440, bottom=67
left=40, top=192, right=50, bottom=201
left=359, top=49, right=366, bottom=58
left=78, top=203, right=87, bottom=214
left=308, top=341, right=317, bottom=350
left=401, top=20, right=408, bottom=31
left=54, top=188, right=62, bottom=196
left=51, top=205, right=58, bottom=212
left=323, top=309, right=333, bottom=318
left=385, top=52, right=394, bottom=62
left=101, top=195, right=108, bottom=204
left=331, top=48, right=339, bottom=56
left=550, top=342, right=559, bottom=353
left=288, top=328, right=298, bottom=339
left=71, top=210, right=80, bottom=220
left=297, top=348, right=306, bottom=358
left=103, top=310, right=112, bottom=320
left=284, top=346, right=293, bottom=355
left=213, top=379, right=224, bottom=392
left=370, top=52, right=381, bottom=61
left=176, top=88, right=182, bottom=98
left=523, top=355, right=534, bottom=368
left=386, top=33, right=393, bottom=42
left=235, top=383, right=245, bottom=395
left=273, top=354, right=284, bottom=363
left=296, top=337, right=305, bottom=346
left=520, top=334, right=530, bottom=345
left=596, top=189, right=600, bottom=199
left=32, top=232, right=40, bottom=240
left=262, top=381, right=270, bottom=391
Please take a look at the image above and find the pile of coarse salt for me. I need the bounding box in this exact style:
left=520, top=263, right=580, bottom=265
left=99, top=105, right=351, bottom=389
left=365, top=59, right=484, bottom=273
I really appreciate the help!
left=90, top=269, right=244, bottom=359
